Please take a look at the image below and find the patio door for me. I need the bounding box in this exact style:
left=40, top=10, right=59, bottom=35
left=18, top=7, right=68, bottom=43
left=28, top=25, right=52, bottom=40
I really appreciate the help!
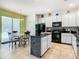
left=13, top=18, right=20, bottom=35
left=2, top=16, right=12, bottom=42
left=1, top=16, right=20, bottom=42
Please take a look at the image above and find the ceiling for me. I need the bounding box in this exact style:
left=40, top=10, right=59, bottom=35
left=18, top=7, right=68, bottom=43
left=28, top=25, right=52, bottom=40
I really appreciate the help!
left=0, top=0, right=79, bottom=15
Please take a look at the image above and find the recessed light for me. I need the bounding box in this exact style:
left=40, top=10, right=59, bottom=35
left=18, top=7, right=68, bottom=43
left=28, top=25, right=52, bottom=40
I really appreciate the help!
left=69, top=3, right=75, bottom=8
left=35, top=0, right=40, bottom=2
left=64, top=0, right=68, bottom=1
left=47, top=9, right=52, bottom=12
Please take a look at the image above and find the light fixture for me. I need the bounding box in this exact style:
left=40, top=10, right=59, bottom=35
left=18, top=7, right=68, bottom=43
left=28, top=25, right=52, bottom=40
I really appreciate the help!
left=69, top=3, right=75, bottom=8
left=47, top=9, right=50, bottom=12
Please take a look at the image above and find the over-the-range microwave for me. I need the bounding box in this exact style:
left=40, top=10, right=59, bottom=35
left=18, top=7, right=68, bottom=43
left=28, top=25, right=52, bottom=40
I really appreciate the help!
left=52, top=22, right=62, bottom=27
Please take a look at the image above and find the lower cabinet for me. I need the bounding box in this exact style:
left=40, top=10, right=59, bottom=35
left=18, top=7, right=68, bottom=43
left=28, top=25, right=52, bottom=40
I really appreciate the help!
left=41, top=36, right=47, bottom=55
left=72, top=35, right=77, bottom=56
left=47, top=35, right=52, bottom=48
left=61, top=33, right=77, bottom=56
left=61, top=33, right=72, bottom=44
left=41, top=35, right=51, bottom=56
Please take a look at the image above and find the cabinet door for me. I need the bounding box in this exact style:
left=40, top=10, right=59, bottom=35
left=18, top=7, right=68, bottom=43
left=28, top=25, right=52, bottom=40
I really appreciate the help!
left=56, top=15, right=62, bottom=21
left=72, top=36, right=77, bottom=56
left=69, top=13, right=76, bottom=26
left=48, top=35, right=51, bottom=48
left=48, top=35, right=51, bottom=47
left=53, top=15, right=61, bottom=22
left=41, top=37, right=47, bottom=55
left=62, top=14, right=69, bottom=27
left=77, top=10, right=79, bottom=26
left=61, top=33, right=71, bottom=44
left=61, top=35, right=66, bottom=43
left=46, top=17, right=52, bottom=27
left=66, top=35, right=72, bottom=44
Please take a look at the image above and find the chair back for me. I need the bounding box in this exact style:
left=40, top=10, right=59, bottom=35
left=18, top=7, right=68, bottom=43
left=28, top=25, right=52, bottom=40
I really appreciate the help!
left=8, top=32, right=12, bottom=41
left=12, top=31, right=18, bottom=37
left=24, top=31, right=30, bottom=39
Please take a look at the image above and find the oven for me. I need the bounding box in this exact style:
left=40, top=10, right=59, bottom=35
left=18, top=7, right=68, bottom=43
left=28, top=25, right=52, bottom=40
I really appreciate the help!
left=52, top=29, right=61, bottom=43
left=52, top=22, right=62, bottom=43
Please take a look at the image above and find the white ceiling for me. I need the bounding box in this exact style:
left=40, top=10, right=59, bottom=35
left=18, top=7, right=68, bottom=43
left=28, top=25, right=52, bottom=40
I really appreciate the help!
left=0, top=0, right=79, bottom=15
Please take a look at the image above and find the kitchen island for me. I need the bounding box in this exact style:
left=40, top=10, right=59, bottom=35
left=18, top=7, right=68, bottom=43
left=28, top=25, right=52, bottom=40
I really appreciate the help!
left=30, top=33, right=51, bottom=57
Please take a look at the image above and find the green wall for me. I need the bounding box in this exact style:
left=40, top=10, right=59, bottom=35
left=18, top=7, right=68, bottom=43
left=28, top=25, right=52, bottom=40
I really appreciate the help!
left=20, top=16, right=26, bottom=34
left=0, top=16, right=1, bottom=43
left=0, top=8, right=26, bottom=42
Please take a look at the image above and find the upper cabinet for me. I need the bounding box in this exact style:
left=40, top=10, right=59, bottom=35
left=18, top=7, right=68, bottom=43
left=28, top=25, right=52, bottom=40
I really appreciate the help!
left=36, top=13, right=53, bottom=27
left=52, top=14, right=62, bottom=22
left=45, top=17, right=53, bottom=27
left=62, top=14, right=69, bottom=27
left=77, top=10, right=79, bottom=26
left=68, top=12, right=76, bottom=27
left=62, top=12, right=77, bottom=27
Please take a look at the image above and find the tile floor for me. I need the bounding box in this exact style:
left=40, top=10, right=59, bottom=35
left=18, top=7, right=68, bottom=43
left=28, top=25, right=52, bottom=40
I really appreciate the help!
left=0, top=43, right=76, bottom=59
left=77, top=47, right=79, bottom=59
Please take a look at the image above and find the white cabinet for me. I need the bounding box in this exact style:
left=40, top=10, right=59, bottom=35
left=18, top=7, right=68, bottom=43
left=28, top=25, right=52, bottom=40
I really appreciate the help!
left=62, top=33, right=77, bottom=56
left=41, top=36, right=47, bottom=55
left=41, top=35, right=51, bottom=56
left=47, top=35, right=51, bottom=48
left=38, top=17, right=53, bottom=27
left=61, top=34, right=67, bottom=43
left=38, top=18, right=45, bottom=23
left=72, top=35, right=77, bottom=56
left=62, top=14, right=69, bottom=27
left=62, top=12, right=76, bottom=27
left=66, top=36, right=72, bottom=44
left=77, top=10, right=79, bottom=26
left=61, top=33, right=72, bottom=44
left=45, top=17, right=53, bottom=27
left=69, top=13, right=76, bottom=26
left=36, top=14, right=53, bottom=27
left=52, top=15, right=62, bottom=22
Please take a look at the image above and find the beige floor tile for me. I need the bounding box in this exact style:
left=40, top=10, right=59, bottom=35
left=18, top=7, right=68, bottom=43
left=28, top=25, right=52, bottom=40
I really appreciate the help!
left=0, top=43, right=76, bottom=59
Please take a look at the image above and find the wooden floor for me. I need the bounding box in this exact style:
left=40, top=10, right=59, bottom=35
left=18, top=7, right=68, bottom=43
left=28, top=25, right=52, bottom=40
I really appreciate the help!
left=0, top=43, right=76, bottom=59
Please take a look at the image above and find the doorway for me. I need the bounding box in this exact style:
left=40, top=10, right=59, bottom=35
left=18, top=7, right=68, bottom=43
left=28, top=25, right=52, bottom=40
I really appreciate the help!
left=1, top=16, right=20, bottom=43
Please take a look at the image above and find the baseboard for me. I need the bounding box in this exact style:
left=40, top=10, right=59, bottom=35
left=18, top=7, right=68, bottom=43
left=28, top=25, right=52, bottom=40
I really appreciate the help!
left=1, top=41, right=11, bottom=44
left=61, top=43, right=72, bottom=45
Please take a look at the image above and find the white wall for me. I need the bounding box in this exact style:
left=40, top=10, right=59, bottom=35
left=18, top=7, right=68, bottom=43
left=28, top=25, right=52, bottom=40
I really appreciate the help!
left=26, top=14, right=36, bottom=36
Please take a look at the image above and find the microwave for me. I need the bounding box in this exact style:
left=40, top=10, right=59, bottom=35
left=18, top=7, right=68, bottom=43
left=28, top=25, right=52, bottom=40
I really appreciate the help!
left=52, top=22, right=62, bottom=27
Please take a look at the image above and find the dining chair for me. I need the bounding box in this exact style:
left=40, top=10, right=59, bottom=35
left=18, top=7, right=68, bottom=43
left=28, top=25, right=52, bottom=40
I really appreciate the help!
left=8, top=32, right=12, bottom=47
left=24, top=31, right=30, bottom=45
left=12, top=31, right=20, bottom=47
left=8, top=31, right=20, bottom=48
left=21, top=34, right=28, bottom=47
left=20, top=31, right=30, bottom=47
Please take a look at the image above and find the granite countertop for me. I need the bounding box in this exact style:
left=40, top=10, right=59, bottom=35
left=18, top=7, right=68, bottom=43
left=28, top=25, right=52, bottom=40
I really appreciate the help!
left=40, top=32, right=51, bottom=37
left=31, top=32, right=51, bottom=37
left=62, top=32, right=77, bottom=38
left=40, top=34, right=50, bottom=37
